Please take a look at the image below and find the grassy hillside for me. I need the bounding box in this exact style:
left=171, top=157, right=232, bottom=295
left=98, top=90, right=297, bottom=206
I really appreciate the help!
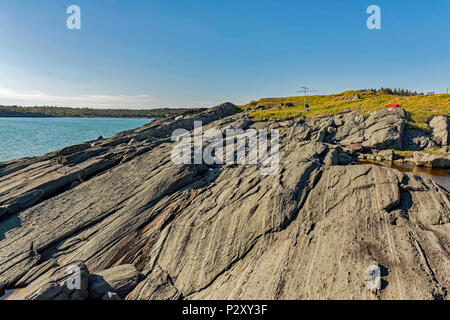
left=241, top=90, right=450, bottom=130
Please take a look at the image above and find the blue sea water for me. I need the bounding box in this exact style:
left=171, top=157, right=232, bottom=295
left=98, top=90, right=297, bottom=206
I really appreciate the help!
left=0, top=117, right=151, bottom=162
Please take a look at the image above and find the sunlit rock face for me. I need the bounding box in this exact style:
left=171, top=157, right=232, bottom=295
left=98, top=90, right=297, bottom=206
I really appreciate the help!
left=0, top=104, right=448, bottom=300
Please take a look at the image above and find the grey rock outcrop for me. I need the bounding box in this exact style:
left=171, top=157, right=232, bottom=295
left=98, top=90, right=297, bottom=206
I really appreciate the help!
left=378, top=149, right=394, bottom=161
left=0, top=103, right=449, bottom=300
left=334, top=108, right=405, bottom=151
left=182, top=165, right=449, bottom=300
left=0, top=102, right=241, bottom=219
left=430, top=116, right=449, bottom=146
left=126, top=264, right=182, bottom=300
left=362, top=108, right=405, bottom=150
left=413, top=151, right=450, bottom=169
left=89, top=264, right=139, bottom=299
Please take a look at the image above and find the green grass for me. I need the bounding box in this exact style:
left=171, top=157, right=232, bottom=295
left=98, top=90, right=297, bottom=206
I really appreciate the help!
left=240, top=90, right=450, bottom=130
left=404, top=122, right=430, bottom=133
left=421, top=147, right=450, bottom=156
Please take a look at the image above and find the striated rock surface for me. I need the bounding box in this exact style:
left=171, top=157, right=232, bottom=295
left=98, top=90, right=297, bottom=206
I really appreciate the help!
left=89, top=264, right=139, bottom=299
left=101, top=291, right=121, bottom=300
left=0, top=103, right=449, bottom=300
left=334, top=108, right=405, bottom=150
left=362, top=108, right=405, bottom=150
left=9, top=261, right=89, bottom=300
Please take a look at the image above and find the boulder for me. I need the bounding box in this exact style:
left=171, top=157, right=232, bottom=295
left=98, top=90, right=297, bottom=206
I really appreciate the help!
left=1, top=105, right=449, bottom=301
left=341, top=143, right=364, bottom=154
left=365, top=154, right=383, bottom=162
left=403, top=130, right=434, bottom=151
left=9, top=262, right=89, bottom=300
left=362, top=108, right=405, bottom=150
left=413, top=151, right=450, bottom=168
left=378, top=149, right=394, bottom=161
left=89, top=264, right=139, bottom=299
left=319, top=117, right=334, bottom=128
left=429, top=116, right=449, bottom=146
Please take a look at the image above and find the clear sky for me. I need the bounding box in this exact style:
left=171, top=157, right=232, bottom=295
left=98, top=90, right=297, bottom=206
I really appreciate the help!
left=0, top=0, right=449, bottom=109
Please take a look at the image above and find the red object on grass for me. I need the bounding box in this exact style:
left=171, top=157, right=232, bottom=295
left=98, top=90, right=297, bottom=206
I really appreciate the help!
left=388, top=103, right=399, bottom=108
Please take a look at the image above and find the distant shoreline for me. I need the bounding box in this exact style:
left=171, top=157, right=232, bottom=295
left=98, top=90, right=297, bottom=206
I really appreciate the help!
left=0, top=105, right=207, bottom=119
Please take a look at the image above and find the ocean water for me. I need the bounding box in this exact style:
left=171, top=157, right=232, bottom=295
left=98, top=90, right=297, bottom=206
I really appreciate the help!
left=0, top=117, right=151, bottom=162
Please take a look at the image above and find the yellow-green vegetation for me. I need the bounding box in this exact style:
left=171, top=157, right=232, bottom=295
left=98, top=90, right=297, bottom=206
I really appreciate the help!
left=394, top=147, right=450, bottom=159
left=240, top=90, right=449, bottom=131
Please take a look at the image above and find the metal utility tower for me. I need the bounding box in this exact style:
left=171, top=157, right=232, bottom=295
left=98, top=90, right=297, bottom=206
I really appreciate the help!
left=296, top=87, right=317, bottom=111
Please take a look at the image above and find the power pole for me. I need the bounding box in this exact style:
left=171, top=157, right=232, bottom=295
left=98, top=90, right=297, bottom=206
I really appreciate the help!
left=296, top=87, right=317, bottom=111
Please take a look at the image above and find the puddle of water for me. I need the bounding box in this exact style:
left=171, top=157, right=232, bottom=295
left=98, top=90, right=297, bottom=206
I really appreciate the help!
left=358, top=159, right=450, bottom=192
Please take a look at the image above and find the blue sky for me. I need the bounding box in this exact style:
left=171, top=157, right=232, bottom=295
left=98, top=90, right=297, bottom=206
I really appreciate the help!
left=0, top=0, right=449, bottom=108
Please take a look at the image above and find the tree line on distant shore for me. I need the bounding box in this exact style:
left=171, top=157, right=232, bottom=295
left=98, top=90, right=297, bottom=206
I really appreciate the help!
left=0, top=105, right=206, bottom=118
